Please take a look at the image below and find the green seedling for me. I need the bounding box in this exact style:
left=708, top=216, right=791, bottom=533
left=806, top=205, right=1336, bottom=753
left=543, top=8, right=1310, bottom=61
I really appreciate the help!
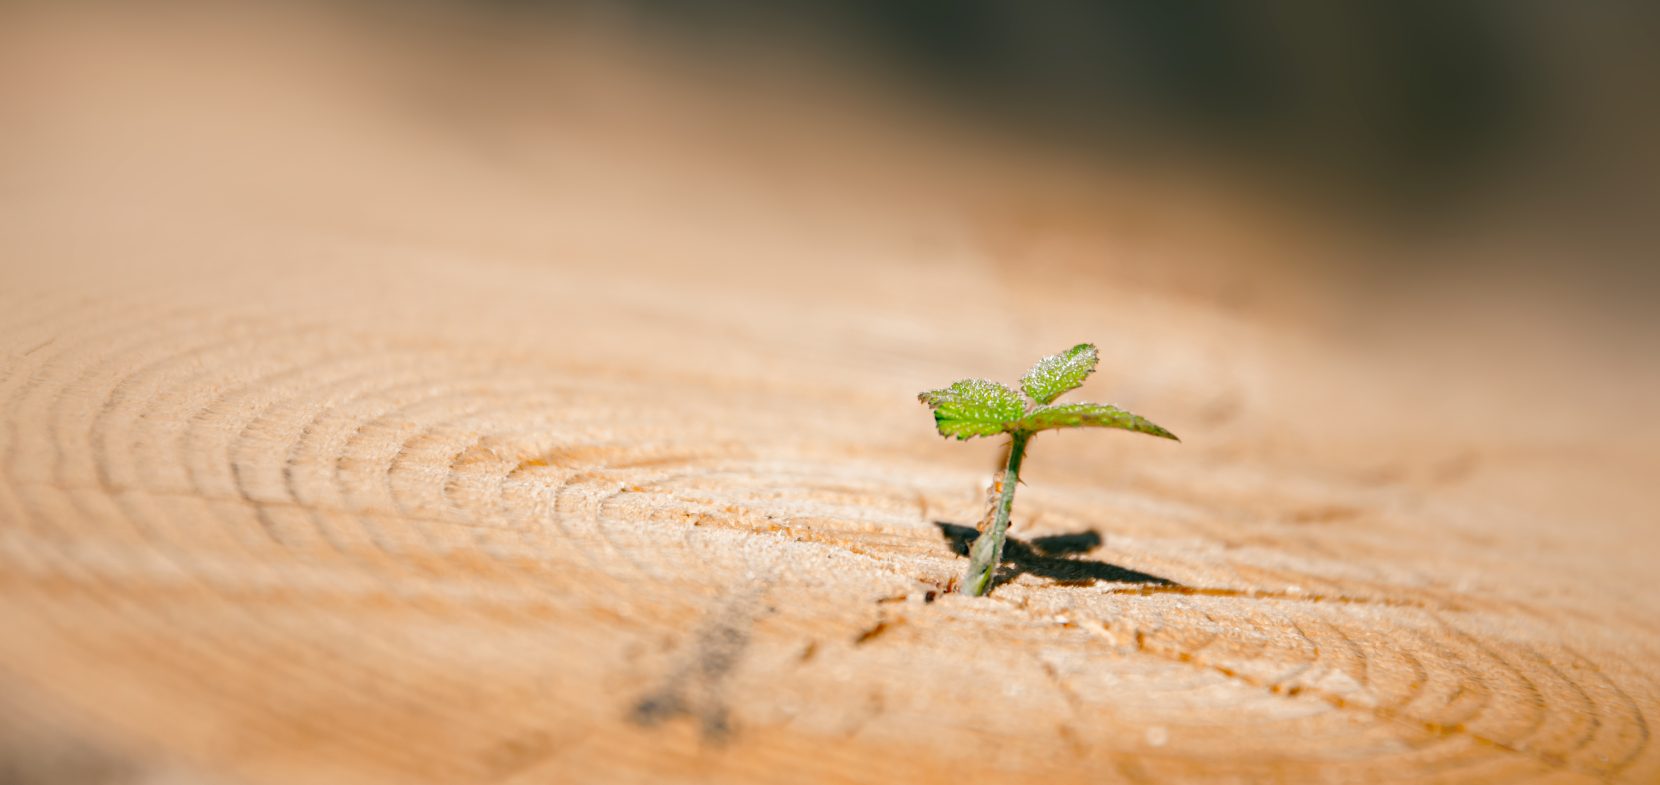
left=918, top=343, right=1178, bottom=596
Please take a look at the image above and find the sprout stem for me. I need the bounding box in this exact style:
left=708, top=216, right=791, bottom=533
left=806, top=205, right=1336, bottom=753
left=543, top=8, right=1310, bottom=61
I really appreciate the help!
left=961, top=431, right=1030, bottom=596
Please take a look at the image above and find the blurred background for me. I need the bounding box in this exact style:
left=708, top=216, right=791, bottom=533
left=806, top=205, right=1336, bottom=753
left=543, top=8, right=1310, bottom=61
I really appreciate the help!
left=7, top=0, right=1658, bottom=349
left=3, top=0, right=1660, bottom=448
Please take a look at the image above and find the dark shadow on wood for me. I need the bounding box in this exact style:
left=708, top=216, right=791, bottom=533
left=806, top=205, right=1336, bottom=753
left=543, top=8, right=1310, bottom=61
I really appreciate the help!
left=933, top=521, right=1177, bottom=589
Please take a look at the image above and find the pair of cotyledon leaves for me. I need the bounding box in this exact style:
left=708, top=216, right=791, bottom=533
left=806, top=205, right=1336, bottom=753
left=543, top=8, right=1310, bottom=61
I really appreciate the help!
left=917, top=343, right=1178, bottom=442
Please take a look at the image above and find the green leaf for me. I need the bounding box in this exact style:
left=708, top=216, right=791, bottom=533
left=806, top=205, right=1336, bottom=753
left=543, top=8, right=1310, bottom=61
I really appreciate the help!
left=917, top=379, right=1027, bottom=440
left=1017, top=402, right=1179, bottom=441
left=1020, top=343, right=1099, bottom=404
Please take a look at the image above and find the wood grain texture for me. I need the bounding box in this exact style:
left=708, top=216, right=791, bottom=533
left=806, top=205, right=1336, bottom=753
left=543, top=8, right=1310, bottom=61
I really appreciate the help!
left=2, top=6, right=1658, bottom=784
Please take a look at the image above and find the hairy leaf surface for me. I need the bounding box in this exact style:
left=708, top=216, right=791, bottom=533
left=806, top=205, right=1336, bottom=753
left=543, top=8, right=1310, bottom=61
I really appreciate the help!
left=1020, top=343, right=1099, bottom=404
left=917, top=379, right=1026, bottom=439
left=1018, top=402, right=1179, bottom=441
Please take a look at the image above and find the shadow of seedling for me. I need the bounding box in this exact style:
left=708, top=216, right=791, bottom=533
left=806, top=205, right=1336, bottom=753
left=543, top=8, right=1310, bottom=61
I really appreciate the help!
left=934, top=522, right=1177, bottom=590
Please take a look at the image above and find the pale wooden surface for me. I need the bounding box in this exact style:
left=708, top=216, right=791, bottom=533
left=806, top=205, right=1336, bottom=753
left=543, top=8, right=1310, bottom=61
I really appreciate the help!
left=3, top=6, right=1658, bottom=784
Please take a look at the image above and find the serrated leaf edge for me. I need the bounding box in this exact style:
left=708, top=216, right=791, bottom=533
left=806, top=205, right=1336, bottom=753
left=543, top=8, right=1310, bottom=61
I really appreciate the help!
left=1016, top=401, right=1180, bottom=441
left=1020, top=343, right=1099, bottom=405
left=916, top=378, right=1027, bottom=440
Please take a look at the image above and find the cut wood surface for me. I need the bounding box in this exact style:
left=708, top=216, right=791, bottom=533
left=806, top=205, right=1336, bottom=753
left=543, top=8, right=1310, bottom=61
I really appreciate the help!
left=3, top=6, right=1658, bottom=784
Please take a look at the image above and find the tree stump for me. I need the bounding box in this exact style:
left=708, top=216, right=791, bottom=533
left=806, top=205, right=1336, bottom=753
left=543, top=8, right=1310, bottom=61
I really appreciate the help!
left=2, top=6, right=1656, bottom=784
